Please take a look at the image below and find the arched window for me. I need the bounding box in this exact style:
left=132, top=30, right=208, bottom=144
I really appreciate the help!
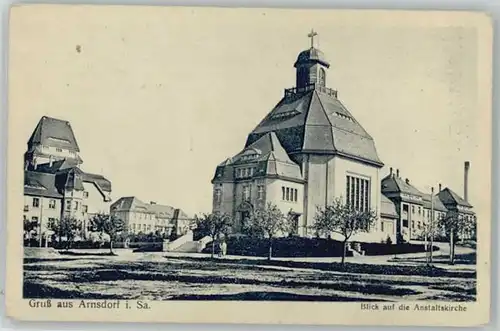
left=319, top=68, right=326, bottom=87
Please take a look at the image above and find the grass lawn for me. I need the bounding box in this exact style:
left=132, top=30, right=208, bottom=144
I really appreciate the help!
left=23, top=248, right=476, bottom=302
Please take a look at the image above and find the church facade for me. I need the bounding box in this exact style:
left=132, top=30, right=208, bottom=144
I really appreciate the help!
left=211, top=32, right=476, bottom=244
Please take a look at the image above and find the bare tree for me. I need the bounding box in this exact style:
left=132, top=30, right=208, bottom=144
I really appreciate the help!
left=23, top=217, right=38, bottom=246
left=313, top=197, right=377, bottom=265
left=196, top=212, right=233, bottom=258
left=90, top=213, right=125, bottom=254
left=247, top=202, right=287, bottom=260
left=439, top=211, right=474, bottom=264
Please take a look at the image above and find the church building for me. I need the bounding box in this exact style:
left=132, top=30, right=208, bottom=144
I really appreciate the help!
left=211, top=32, right=476, bottom=244
left=212, top=31, right=389, bottom=242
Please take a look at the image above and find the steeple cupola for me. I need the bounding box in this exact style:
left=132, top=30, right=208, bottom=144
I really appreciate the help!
left=294, top=30, right=330, bottom=89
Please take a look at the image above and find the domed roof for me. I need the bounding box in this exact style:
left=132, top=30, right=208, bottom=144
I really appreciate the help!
left=294, top=47, right=330, bottom=68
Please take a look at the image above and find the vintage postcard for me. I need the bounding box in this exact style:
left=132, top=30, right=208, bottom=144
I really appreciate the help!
left=5, top=5, right=493, bottom=326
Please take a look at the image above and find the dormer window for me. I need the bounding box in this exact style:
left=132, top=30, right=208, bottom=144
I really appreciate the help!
left=271, top=110, right=299, bottom=121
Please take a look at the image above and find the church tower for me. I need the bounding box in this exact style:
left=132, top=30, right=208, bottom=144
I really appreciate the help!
left=294, top=30, right=330, bottom=88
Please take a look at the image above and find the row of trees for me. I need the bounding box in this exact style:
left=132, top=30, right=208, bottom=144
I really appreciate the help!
left=197, top=199, right=378, bottom=264
left=422, top=210, right=477, bottom=265
left=197, top=198, right=477, bottom=265
left=24, top=214, right=125, bottom=253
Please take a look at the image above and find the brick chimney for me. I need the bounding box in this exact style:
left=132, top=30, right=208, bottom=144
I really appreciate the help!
left=438, top=183, right=442, bottom=192
left=405, top=178, right=410, bottom=185
left=150, top=201, right=156, bottom=205
left=396, top=169, right=400, bottom=178
left=464, top=161, right=470, bottom=202
left=389, top=167, right=393, bottom=176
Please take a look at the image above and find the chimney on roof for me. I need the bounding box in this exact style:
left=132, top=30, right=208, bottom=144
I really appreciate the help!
left=405, top=178, right=410, bottom=185
left=150, top=201, right=156, bottom=205
left=396, top=169, right=400, bottom=178
left=464, top=161, right=470, bottom=202
left=439, top=183, right=442, bottom=192
left=389, top=167, right=393, bottom=176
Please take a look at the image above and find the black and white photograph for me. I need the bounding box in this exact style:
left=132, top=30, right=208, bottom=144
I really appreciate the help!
left=5, top=5, right=492, bottom=326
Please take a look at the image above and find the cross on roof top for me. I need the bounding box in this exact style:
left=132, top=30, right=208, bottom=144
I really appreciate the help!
left=308, top=29, right=318, bottom=48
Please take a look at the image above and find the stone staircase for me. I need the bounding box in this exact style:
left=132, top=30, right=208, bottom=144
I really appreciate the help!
left=166, top=231, right=212, bottom=253
left=346, top=242, right=365, bottom=257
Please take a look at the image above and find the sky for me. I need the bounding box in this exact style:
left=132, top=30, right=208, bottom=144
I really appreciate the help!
left=9, top=6, right=491, bottom=219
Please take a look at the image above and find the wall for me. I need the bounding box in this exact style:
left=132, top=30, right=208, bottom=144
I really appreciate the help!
left=23, top=195, right=62, bottom=235
left=82, top=181, right=111, bottom=217
left=266, top=178, right=304, bottom=235
left=302, top=154, right=385, bottom=242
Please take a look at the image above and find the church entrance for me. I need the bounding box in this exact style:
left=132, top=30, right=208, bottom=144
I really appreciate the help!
left=236, top=201, right=254, bottom=233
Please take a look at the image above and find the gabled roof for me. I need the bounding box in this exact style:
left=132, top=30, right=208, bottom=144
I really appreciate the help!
left=28, top=116, right=80, bottom=152
left=24, top=171, right=63, bottom=198
left=111, top=196, right=189, bottom=219
left=213, top=132, right=303, bottom=183
left=421, top=193, right=448, bottom=212
left=245, top=89, right=383, bottom=167
left=380, top=194, right=398, bottom=219
left=381, top=174, right=423, bottom=197
left=111, top=197, right=149, bottom=212
left=438, top=187, right=472, bottom=208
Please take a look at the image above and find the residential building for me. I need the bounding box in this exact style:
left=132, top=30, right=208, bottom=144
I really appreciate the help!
left=23, top=116, right=112, bottom=243
left=110, top=197, right=191, bottom=236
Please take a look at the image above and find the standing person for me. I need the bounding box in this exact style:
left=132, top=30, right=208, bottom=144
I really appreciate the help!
left=217, top=240, right=223, bottom=258
left=222, top=240, right=227, bottom=257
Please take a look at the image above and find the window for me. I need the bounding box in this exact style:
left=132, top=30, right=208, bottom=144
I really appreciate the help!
left=411, top=221, right=415, bottom=229
left=346, top=175, right=370, bottom=211
left=48, top=199, right=56, bottom=209
left=381, top=221, right=384, bottom=232
left=31, top=216, right=39, bottom=224
left=243, top=186, right=251, bottom=201
left=319, top=68, right=326, bottom=87
left=282, top=187, right=285, bottom=200
left=32, top=198, right=40, bottom=208
left=214, top=189, right=222, bottom=205
left=74, top=201, right=79, bottom=211
left=65, top=201, right=71, bottom=211
left=83, top=191, right=89, bottom=198
left=286, top=188, right=290, bottom=201
left=56, top=148, right=63, bottom=153
left=257, top=185, right=264, bottom=200
left=418, top=207, right=421, bottom=215
left=412, top=206, right=415, bottom=214
left=294, top=189, right=298, bottom=202
left=82, top=205, right=88, bottom=213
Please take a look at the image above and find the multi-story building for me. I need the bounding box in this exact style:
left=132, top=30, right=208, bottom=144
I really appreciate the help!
left=110, top=197, right=191, bottom=236
left=23, top=116, right=112, bottom=243
left=211, top=32, right=476, bottom=244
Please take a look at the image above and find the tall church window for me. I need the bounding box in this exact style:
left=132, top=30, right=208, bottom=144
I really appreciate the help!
left=319, top=68, right=326, bottom=87
left=286, top=188, right=290, bottom=201
left=243, top=186, right=251, bottom=201
left=346, top=175, right=370, bottom=212
left=282, top=187, right=285, bottom=200
left=214, top=189, right=222, bottom=205
left=257, top=185, right=264, bottom=200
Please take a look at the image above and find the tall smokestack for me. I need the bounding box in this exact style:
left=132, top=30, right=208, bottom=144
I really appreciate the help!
left=464, top=161, right=470, bottom=202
